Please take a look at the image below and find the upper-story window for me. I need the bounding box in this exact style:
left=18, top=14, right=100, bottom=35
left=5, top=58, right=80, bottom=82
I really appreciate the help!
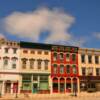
left=81, top=54, right=85, bottom=63
left=3, top=57, right=9, bottom=67
left=96, top=68, right=100, bottom=76
left=44, top=60, right=49, bottom=70
left=5, top=48, right=9, bottom=53
left=30, top=50, right=35, bottom=54
left=72, top=54, right=76, bottom=62
left=29, top=59, right=35, bottom=69
left=12, top=57, right=18, bottom=69
left=95, top=56, right=99, bottom=64
left=59, top=53, right=64, bottom=61
left=23, top=50, right=28, bottom=54
left=72, top=65, right=77, bottom=74
left=44, top=51, right=49, bottom=55
left=88, top=55, right=92, bottom=64
left=53, top=53, right=57, bottom=61
left=53, top=64, right=57, bottom=74
left=66, top=65, right=70, bottom=74
left=60, top=65, right=64, bottom=74
left=13, top=48, right=17, bottom=54
left=81, top=67, right=86, bottom=75
left=87, top=67, right=93, bottom=75
left=21, top=58, right=27, bottom=69
left=38, top=51, right=42, bottom=54
left=66, top=54, right=70, bottom=61
left=37, top=59, right=42, bottom=69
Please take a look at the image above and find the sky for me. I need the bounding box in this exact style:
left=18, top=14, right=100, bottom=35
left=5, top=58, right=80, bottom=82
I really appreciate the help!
left=0, top=0, right=100, bottom=48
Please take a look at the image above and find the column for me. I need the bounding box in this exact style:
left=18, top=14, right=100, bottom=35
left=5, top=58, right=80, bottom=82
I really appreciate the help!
left=2, top=81, right=5, bottom=95
left=58, top=77, right=60, bottom=93
left=31, top=75, right=33, bottom=93
left=18, top=75, right=22, bottom=94
left=11, top=82, right=13, bottom=94
left=49, top=76, right=52, bottom=94
left=71, top=78, right=73, bottom=93
left=77, top=78, right=80, bottom=93
left=65, top=78, right=66, bottom=93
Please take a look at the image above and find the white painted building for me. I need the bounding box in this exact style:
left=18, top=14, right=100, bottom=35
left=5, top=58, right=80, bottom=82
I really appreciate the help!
left=0, top=38, right=20, bottom=95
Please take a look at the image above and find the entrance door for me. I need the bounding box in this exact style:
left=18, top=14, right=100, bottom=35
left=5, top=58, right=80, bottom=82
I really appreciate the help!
left=5, top=83, right=11, bottom=93
left=32, top=83, right=38, bottom=93
left=60, top=83, right=65, bottom=93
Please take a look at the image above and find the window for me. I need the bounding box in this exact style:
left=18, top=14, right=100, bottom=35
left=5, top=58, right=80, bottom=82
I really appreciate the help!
left=12, top=57, right=17, bottom=69
left=53, top=53, right=57, bottom=61
left=59, top=53, right=64, bottom=61
left=95, top=56, right=99, bottom=64
left=29, top=59, right=35, bottom=69
left=53, top=64, right=57, bottom=74
left=66, top=54, right=70, bottom=61
left=44, top=51, right=48, bottom=55
left=72, top=65, right=77, bottom=74
left=88, top=55, right=92, bottom=63
left=81, top=54, right=85, bottom=63
left=44, top=60, right=49, bottom=70
left=60, top=65, right=64, bottom=74
left=72, top=54, right=76, bottom=62
left=30, top=50, right=35, bottom=54
left=96, top=68, right=100, bottom=76
left=4, top=59, right=8, bottom=66
left=21, top=58, right=27, bottom=69
left=22, top=75, right=31, bottom=81
left=33, top=76, right=38, bottom=81
left=5, top=48, right=9, bottom=53
left=66, top=65, right=70, bottom=74
left=38, top=51, right=42, bottom=54
left=37, top=59, right=42, bottom=69
left=82, top=67, right=86, bottom=75
left=23, top=50, right=28, bottom=53
left=13, top=48, right=17, bottom=54
left=87, top=67, right=93, bottom=75
left=40, top=76, right=48, bottom=81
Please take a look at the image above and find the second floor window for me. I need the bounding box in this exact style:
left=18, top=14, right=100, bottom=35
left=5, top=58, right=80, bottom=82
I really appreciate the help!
left=5, top=48, right=9, bottom=53
left=60, top=65, right=64, bottom=74
left=12, top=57, right=17, bottom=69
left=37, top=59, right=42, bottom=69
left=4, top=59, right=8, bottom=66
left=82, top=67, right=86, bottom=75
left=95, top=56, right=99, bottom=64
left=87, top=67, right=93, bottom=75
left=59, top=53, right=64, bottom=61
left=66, top=54, right=70, bottom=61
left=21, top=58, right=27, bottom=69
left=96, top=68, right=100, bottom=76
left=88, top=55, right=92, bottom=63
left=13, top=48, right=17, bottom=54
left=66, top=65, right=70, bottom=74
left=72, top=54, right=76, bottom=62
left=29, top=59, right=35, bottom=69
left=72, top=65, right=77, bottom=74
left=44, top=60, right=49, bottom=70
left=53, top=64, right=57, bottom=74
left=81, top=54, right=85, bottom=63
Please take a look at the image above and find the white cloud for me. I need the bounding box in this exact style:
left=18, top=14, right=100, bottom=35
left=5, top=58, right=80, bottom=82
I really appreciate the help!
left=93, top=32, right=100, bottom=39
left=0, top=33, right=6, bottom=39
left=2, top=7, right=86, bottom=46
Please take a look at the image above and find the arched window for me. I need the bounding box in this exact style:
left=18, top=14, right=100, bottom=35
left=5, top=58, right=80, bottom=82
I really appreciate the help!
left=60, top=65, right=64, bottom=74
left=66, top=65, right=70, bottom=74
left=72, top=65, right=77, bottom=74
left=72, top=54, right=76, bottom=62
left=53, top=64, right=57, bottom=74
left=53, top=53, right=57, bottom=61
left=66, top=54, right=70, bottom=61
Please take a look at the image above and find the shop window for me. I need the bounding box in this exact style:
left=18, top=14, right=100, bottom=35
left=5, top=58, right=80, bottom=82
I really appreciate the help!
left=40, top=76, right=48, bottom=81
left=33, top=76, right=38, bottom=81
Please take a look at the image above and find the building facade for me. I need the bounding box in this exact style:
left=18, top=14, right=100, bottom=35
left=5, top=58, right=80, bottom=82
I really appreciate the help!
left=0, top=38, right=20, bottom=95
left=19, top=42, right=51, bottom=94
left=51, top=45, right=80, bottom=93
left=78, top=48, right=100, bottom=92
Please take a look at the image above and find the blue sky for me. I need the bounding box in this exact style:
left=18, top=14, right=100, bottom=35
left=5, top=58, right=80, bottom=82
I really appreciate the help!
left=0, top=0, right=100, bottom=48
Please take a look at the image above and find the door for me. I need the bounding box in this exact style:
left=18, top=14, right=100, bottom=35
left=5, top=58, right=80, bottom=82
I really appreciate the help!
left=60, top=83, right=65, bottom=93
left=5, top=83, right=11, bottom=93
left=32, top=83, right=38, bottom=93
